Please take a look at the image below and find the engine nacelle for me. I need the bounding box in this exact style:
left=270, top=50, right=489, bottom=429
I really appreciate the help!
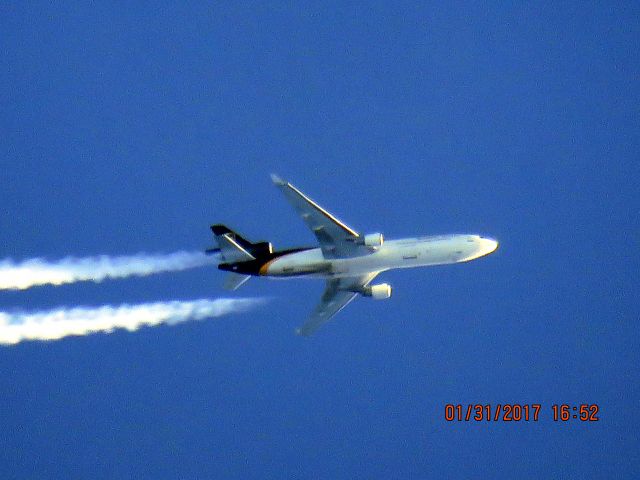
left=363, top=283, right=392, bottom=300
left=363, top=232, right=384, bottom=247
left=248, top=241, right=273, bottom=258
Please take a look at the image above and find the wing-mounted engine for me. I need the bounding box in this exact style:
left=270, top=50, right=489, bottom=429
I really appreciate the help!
left=362, top=283, right=392, bottom=300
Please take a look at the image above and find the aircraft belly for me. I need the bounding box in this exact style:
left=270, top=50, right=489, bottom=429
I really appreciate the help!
left=263, top=237, right=480, bottom=278
left=381, top=241, right=470, bottom=268
left=265, top=249, right=329, bottom=276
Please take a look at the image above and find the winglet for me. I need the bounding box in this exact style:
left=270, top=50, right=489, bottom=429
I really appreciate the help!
left=270, top=173, right=286, bottom=186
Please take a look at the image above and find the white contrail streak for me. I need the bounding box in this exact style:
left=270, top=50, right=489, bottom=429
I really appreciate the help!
left=0, top=251, right=215, bottom=290
left=0, top=298, right=263, bottom=345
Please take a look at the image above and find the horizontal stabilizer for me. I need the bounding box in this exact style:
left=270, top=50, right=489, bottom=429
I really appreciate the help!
left=223, top=272, right=251, bottom=291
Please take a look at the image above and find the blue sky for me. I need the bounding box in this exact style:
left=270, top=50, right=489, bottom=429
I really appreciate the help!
left=1, top=2, right=638, bottom=478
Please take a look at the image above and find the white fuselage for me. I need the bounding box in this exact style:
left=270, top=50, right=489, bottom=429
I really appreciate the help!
left=261, top=234, right=499, bottom=278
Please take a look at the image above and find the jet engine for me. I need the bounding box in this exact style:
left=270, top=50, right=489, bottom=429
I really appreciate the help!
left=363, top=283, right=392, bottom=300
left=363, top=233, right=384, bottom=247
left=247, top=241, right=273, bottom=258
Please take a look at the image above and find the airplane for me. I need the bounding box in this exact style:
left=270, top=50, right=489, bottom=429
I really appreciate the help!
left=207, top=174, right=499, bottom=336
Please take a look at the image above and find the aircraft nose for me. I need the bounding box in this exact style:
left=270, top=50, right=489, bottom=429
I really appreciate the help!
left=478, top=237, right=499, bottom=255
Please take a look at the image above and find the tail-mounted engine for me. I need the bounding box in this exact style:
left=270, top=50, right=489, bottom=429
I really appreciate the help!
left=247, top=241, right=273, bottom=258
left=362, top=283, right=392, bottom=300
left=362, top=232, right=384, bottom=248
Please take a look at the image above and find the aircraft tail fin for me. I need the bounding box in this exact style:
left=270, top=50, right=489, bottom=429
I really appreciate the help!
left=210, top=225, right=273, bottom=263
left=210, top=225, right=256, bottom=263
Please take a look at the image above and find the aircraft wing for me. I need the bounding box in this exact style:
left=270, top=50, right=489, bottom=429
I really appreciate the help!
left=296, top=272, right=380, bottom=336
left=271, top=174, right=369, bottom=259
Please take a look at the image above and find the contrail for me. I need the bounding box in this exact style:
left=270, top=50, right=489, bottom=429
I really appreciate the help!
left=0, top=251, right=215, bottom=290
left=0, top=297, right=263, bottom=345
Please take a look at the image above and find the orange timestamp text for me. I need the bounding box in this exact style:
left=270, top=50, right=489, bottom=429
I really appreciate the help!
left=444, top=404, right=600, bottom=422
